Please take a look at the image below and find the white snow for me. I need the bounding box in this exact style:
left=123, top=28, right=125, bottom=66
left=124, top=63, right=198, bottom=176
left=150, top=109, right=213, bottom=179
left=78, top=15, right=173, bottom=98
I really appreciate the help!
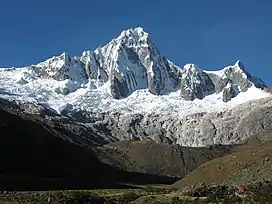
left=0, top=67, right=270, bottom=117
left=0, top=27, right=269, bottom=118
left=182, top=64, right=202, bottom=86
left=205, top=61, right=247, bottom=80
left=34, top=52, right=87, bottom=83
left=204, top=69, right=226, bottom=78
left=91, top=26, right=158, bottom=95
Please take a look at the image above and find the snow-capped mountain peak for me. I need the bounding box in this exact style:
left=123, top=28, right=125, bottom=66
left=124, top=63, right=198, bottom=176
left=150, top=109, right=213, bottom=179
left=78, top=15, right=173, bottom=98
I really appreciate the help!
left=180, top=64, right=215, bottom=100
left=29, top=52, right=87, bottom=83
left=234, top=60, right=244, bottom=68
left=0, top=27, right=271, bottom=148
left=224, top=60, right=249, bottom=77
left=220, top=61, right=267, bottom=91
left=117, top=27, right=149, bottom=43
left=0, top=27, right=269, bottom=113
left=79, top=27, right=181, bottom=98
left=183, top=64, right=201, bottom=73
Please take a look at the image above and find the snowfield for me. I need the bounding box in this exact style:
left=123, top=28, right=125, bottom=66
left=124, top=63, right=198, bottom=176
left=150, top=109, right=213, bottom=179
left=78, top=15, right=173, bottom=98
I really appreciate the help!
left=0, top=67, right=270, bottom=118
left=0, top=27, right=270, bottom=119
left=0, top=27, right=271, bottom=148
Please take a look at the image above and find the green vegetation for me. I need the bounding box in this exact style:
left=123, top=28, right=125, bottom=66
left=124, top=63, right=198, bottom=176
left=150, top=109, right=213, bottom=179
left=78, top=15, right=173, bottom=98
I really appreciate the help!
left=1, top=182, right=271, bottom=204
left=0, top=187, right=172, bottom=204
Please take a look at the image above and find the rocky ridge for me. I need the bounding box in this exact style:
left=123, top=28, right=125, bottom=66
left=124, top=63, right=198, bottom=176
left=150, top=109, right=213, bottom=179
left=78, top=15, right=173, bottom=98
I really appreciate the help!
left=2, top=94, right=271, bottom=147
left=13, top=27, right=266, bottom=101
left=0, top=27, right=270, bottom=148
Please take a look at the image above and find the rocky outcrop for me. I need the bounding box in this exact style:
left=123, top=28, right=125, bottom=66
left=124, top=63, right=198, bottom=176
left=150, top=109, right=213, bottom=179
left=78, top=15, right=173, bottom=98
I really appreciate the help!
left=180, top=64, right=215, bottom=100
left=30, top=53, right=87, bottom=82
left=24, top=28, right=183, bottom=99
left=20, top=28, right=266, bottom=102
left=109, top=71, right=130, bottom=99
left=206, top=73, right=230, bottom=94
left=1, top=88, right=272, bottom=148
left=222, top=83, right=239, bottom=102
left=207, top=61, right=266, bottom=95
left=178, top=61, right=266, bottom=102
left=88, top=27, right=182, bottom=98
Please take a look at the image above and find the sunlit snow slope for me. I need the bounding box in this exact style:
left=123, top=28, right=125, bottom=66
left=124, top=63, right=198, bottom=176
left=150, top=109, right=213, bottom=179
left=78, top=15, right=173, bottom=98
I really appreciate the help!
left=0, top=27, right=270, bottom=118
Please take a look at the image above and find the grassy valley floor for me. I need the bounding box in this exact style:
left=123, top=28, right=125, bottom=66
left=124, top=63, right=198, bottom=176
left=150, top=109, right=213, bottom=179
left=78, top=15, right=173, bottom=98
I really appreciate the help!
left=0, top=181, right=271, bottom=204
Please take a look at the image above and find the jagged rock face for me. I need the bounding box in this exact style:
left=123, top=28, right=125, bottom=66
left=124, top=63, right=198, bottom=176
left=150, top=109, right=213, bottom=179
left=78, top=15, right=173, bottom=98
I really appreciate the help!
left=225, top=61, right=266, bottom=90
left=178, top=60, right=267, bottom=102
left=1, top=27, right=271, bottom=152
left=81, top=51, right=108, bottom=82
left=223, top=61, right=253, bottom=92
left=21, top=28, right=266, bottom=101
left=206, top=73, right=230, bottom=94
left=109, top=71, right=130, bottom=99
left=162, top=57, right=182, bottom=89
left=27, top=28, right=182, bottom=99
left=207, top=61, right=267, bottom=95
left=180, top=64, right=215, bottom=100
left=222, top=84, right=239, bottom=102
left=87, top=28, right=181, bottom=98
left=30, top=53, right=87, bottom=82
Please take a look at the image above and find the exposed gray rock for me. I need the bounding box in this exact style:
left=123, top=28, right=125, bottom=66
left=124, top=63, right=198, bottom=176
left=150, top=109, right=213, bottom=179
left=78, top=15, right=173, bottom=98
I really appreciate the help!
left=52, top=97, right=272, bottom=147
left=162, top=56, right=181, bottom=89
left=214, top=61, right=266, bottom=93
left=88, top=28, right=182, bottom=98
left=223, top=62, right=253, bottom=92
left=1, top=27, right=271, bottom=153
left=147, top=72, right=161, bottom=95
left=222, top=84, right=239, bottom=102
left=205, top=61, right=266, bottom=101
left=22, top=28, right=266, bottom=102
left=1, top=95, right=272, bottom=148
left=17, top=78, right=29, bottom=85
left=109, top=71, right=130, bottom=99
left=206, top=73, right=230, bottom=94
left=30, top=53, right=87, bottom=82
left=180, top=64, right=215, bottom=100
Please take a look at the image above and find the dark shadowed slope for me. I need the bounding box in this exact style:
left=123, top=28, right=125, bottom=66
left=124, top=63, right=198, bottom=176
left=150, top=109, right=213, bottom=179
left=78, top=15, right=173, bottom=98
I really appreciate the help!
left=0, top=105, right=236, bottom=191
left=0, top=108, right=179, bottom=190
left=0, top=108, right=115, bottom=190
left=3, top=97, right=267, bottom=191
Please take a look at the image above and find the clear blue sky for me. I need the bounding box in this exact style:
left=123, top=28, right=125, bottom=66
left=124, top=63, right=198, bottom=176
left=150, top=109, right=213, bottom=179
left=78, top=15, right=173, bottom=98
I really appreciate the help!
left=0, top=0, right=271, bottom=85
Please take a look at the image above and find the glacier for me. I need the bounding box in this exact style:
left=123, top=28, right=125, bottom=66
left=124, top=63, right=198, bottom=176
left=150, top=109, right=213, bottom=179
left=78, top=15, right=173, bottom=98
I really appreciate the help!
left=0, top=27, right=271, bottom=147
left=0, top=27, right=269, bottom=117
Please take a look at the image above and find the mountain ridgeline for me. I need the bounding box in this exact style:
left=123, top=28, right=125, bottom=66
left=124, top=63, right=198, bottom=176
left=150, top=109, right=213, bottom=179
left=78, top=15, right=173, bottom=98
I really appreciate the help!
left=0, top=26, right=272, bottom=198
left=23, top=27, right=266, bottom=101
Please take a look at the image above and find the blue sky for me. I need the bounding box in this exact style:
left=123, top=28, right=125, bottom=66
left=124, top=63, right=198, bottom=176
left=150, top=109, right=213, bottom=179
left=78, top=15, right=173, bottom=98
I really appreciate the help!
left=0, top=0, right=271, bottom=85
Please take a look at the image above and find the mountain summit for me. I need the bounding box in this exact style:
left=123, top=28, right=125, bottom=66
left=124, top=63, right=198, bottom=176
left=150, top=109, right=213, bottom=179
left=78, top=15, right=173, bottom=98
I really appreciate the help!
left=0, top=27, right=269, bottom=112
left=19, top=27, right=266, bottom=102
left=0, top=27, right=270, bottom=147
left=80, top=27, right=182, bottom=98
